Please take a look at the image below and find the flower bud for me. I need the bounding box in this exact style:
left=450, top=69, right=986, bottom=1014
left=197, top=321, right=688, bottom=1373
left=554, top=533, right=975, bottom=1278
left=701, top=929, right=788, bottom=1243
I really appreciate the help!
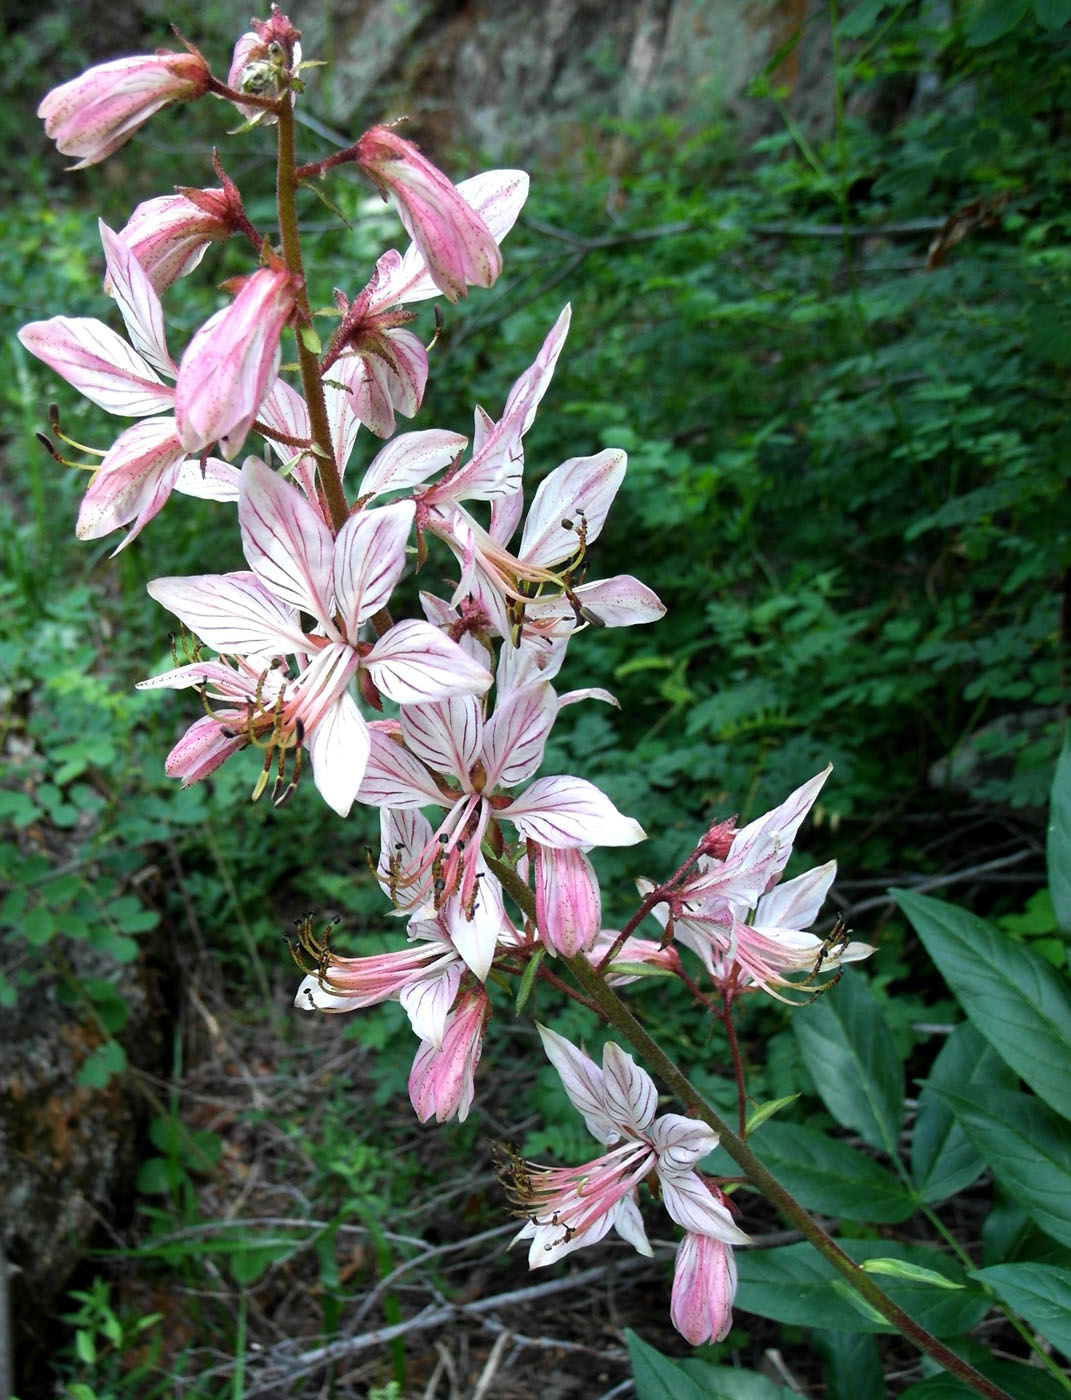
left=38, top=52, right=211, bottom=169
left=670, top=1232, right=738, bottom=1346
left=117, top=188, right=242, bottom=295
left=408, top=989, right=489, bottom=1123
left=174, top=264, right=298, bottom=457
left=534, top=845, right=602, bottom=957
left=355, top=126, right=502, bottom=303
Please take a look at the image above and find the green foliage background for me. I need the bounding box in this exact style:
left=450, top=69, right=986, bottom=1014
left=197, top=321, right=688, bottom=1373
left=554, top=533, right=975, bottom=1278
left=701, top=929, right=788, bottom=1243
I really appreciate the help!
left=2, top=0, right=1070, bottom=1395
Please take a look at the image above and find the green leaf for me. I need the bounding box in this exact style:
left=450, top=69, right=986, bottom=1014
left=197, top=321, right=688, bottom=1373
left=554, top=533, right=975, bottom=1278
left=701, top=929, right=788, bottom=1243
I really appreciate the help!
left=749, top=1122, right=916, bottom=1222
left=793, top=971, right=904, bottom=1154
left=817, top=1332, right=886, bottom=1400
left=230, top=1241, right=293, bottom=1285
left=136, top=1157, right=177, bottom=1195
left=894, top=888, right=1071, bottom=1120
left=911, top=1024, right=1017, bottom=1203
left=967, top=0, right=1031, bottom=45
left=75, top=1328, right=97, bottom=1364
left=679, top=1358, right=798, bottom=1400
left=625, top=1331, right=719, bottom=1400
left=1048, top=736, right=1071, bottom=934
left=933, top=1087, right=1071, bottom=1246
left=900, top=1360, right=1069, bottom=1399
left=838, top=0, right=891, bottom=39
left=860, top=1258, right=964, bottom=1289
left=744, top=1094, right=799, bottom=1135
left=515, top=946, right=544, bottom=1014
left=1034, top=0, right=1071, bottom=30
left=971, top=1262, right=1071, bottom=1356
left=735, top=1241, right=989, bottom=1334
left=76, top=1040, right=127, bottom=1089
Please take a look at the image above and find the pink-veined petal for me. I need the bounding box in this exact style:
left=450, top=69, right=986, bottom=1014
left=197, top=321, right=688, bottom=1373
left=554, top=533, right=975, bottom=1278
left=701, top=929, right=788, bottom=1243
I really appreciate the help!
left=76, top=417, right=186, bottom=544
left=18, top=316, right=172, bottom=416
left=502, top=776, right=645, bottom=848
left=147, top=569, right=305, bottom=656
left=399, top=696, right=482, bottom=784
left=358, top=429, right=468, bottom=499
left=174, top=456, right=240, bottom=501
left=238, top=455, right=336, bottom=626
left=365, top=619, right=492, bottom=705
left=755, top=860, right=837, bottom=930
left=601, top=1042, right=658, bottom=1137
left=333, top=500, right=415, bottom=633
left=307, top=692, right=370, bottom=816
left=358, top=726, right=446, bottom=808
left=534, top=845, right=601, bottom=957
left=648, top=1114, right=720, bottom=1172
left=481, top=682, right=555, bottom=789
left=536, top=1024, right=618, bottom=1145
left=519, top=449, right=626, bottom=567
left=99, top=220, right=173, bottom=377
left=659, top=1172, right=752, bottom=1244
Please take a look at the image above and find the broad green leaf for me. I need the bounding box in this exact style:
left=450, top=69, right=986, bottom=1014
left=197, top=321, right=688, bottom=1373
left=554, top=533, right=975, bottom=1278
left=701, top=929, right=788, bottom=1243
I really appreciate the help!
left=900, top=1361, right=1068, bottom=1399
left=735, top=1241, right=989, bottom=1335
left=1035, top=0, right=1071, bottom=29
left=1048, top=735, right=1071, bottom=934
left=971, top=1262, right=1071, bottom=1357
left=967, top=0, right=1031, bottom=45
left=912, top=1024, right=1017, bottom=1203
left=818, top=1331, right=886, bottom=1400
left=679, top=1358, right=797, bottom=1400
left=626, top=1331, right=730, bottom=1400
left=895, top=888, right=1071, bottom=1120
left=793, top=971, right=903, bottom=1154
left=934, top=1087, right=1071, bottom=1247
left=76, top=1040, right=127, bottom=1089
left=749, top=1122, right=916, bottom=1221
left=230, top=1240, right=293, bottom=1285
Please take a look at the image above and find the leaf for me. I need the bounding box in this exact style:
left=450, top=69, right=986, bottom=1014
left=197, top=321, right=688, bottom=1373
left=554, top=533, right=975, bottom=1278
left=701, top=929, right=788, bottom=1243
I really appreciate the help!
left=894, top=888, right=1071, bottom=1120
left=861, top=1258, right=964, bottom=1289
left=735, top=1240, right=989, bottom=1334
left=679, top=1358, right=798, bottom=1400
left=1048, top=735, right=1071, bottom=934
left=817, top=1331, right=886, bottom=1400
left=626, top=1331, right=728, bottom=1400
left=1034, top=0, right=1071, bottom=30
left=971, top=1262, right=1071, bottom=1356
left=899, top=1361, right=1069, bottom=1399
left=967, top=0, right=1031, bottom=45
left=933, top=1087, right=1071, bottom=1246
left=911, top=1024, right=1017, bottom=1203
left=76, top=1039, right=127, bottom=1089
left=793, top=970, right=904, bottom=1154
left=838, top=0, right=892, bottom=39
left=749, top=1122, right=916, bottom=1222
left=744, top=1094, right=800, bottom=1134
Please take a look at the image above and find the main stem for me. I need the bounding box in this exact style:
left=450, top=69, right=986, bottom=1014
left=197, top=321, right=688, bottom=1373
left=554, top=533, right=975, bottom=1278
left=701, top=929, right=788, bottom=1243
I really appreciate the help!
left=559, top=953, right=1014, bottom=1400
left=274, top=98, right=349, bottom=534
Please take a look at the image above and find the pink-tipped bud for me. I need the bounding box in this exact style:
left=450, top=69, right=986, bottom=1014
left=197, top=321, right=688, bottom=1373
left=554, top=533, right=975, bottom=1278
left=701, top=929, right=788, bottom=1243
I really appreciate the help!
left=534, top=845, right=602, bottom=957
left=38, top=52, right=211, bottom=170
left=670, top=1231, right=738, bottom=1346
left=408, top=989, right=489, bottom=1124
left=174, top=263, right=299, bottom=458
left=699, top=816, right=737, bottom=862
left=355, top=126, right=502, bottom=303
left=117, top=187, right=243, bottom=295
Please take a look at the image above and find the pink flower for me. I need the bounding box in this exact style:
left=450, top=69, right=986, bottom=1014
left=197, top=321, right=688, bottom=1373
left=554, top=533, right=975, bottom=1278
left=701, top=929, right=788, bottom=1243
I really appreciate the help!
left=117, top=187, right=244, bottom=295
left=355, top=126, right=502, bottom=303
left=508, top=1028, right=750, bottom=1267
left=408, top=989, right=489, bottom=1123
left=324, top=169, right=529, bottom=437
left=357, top=681, right=644, bottom=976
left=671, top=1232, right=738, bottom=1345
left=38, top=52, right=211, bottom=169
left=534, top=846, right=601, bottom=957
left=139, top=456, right=492, bottom=816
left=174, top=264, right=299, bottom=458
left=18, top=221, right=238, bottom=547
left=648, top=768, right=874, bottom=995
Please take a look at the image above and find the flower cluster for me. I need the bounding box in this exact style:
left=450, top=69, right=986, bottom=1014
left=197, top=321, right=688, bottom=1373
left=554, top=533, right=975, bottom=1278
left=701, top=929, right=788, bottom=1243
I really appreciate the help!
left=23, top=7, right=873, bottom=1352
